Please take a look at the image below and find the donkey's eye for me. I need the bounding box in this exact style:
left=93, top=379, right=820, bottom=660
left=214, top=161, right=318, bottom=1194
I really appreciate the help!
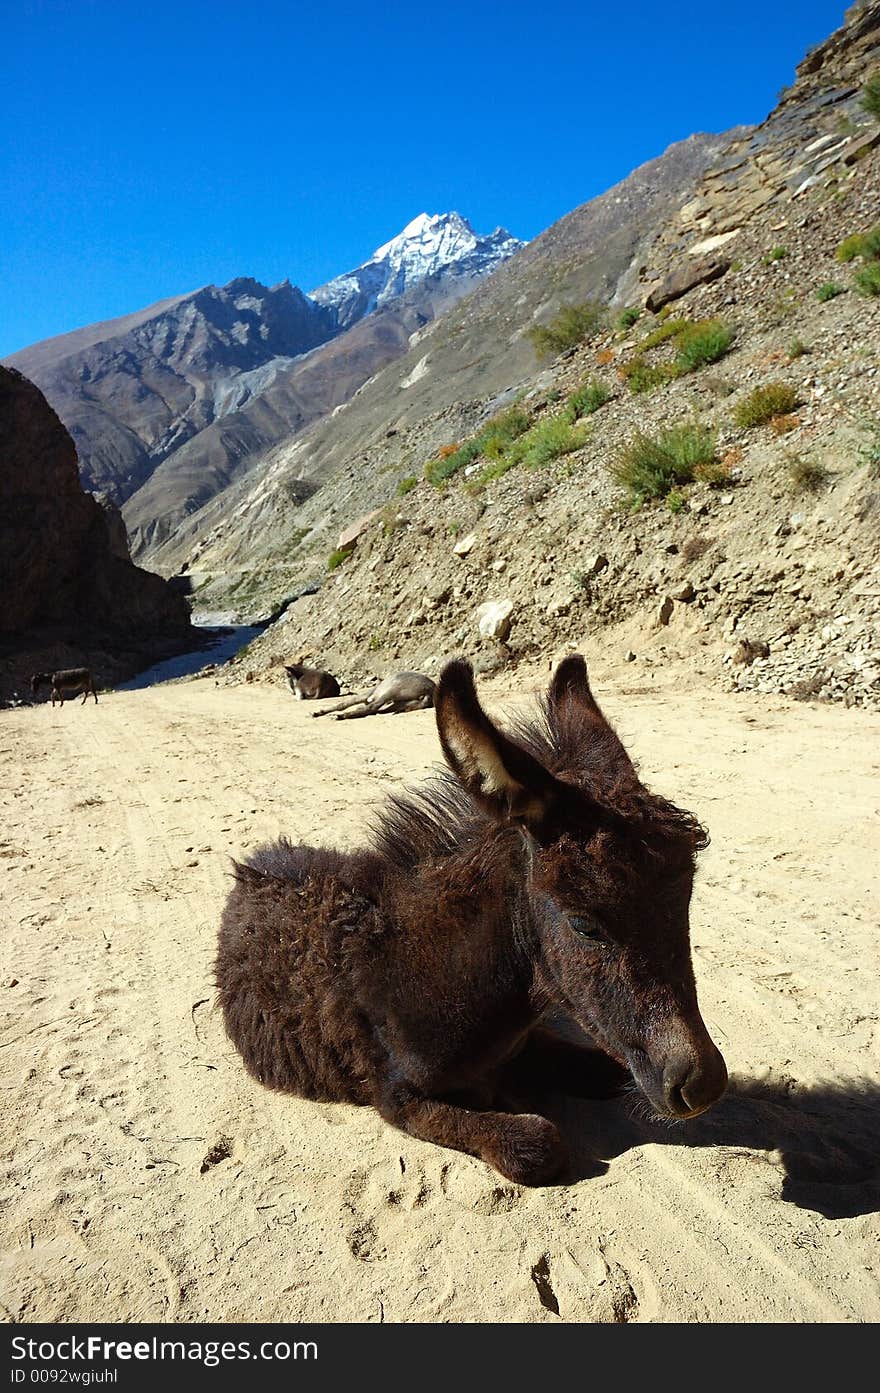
left=569, top=915, right=603, bottom=941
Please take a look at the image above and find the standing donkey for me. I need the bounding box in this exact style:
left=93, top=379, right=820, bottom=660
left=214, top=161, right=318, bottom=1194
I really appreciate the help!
left=31, top=668, right=98, bottom=706
left=216, top=656, right=726, bottom=1183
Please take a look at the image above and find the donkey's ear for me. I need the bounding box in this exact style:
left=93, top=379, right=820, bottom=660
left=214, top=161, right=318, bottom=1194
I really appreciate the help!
left=435, top=660, right=564, bottom=827
left=548, top=654, right=604, bottom=719
left=549, top=653, right=637, bottom=778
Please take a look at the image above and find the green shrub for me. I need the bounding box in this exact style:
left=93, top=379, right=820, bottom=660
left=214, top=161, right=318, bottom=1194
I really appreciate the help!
left=565, top=379, right=611, bottom=418
left=396, top=475, right=417, bottom=495
left=479, top=403, right=532, bottom=455
left=854, top=261, right=880, bottom=296
left=837, top=227, right=880, bottom=262
left=610, top=424, right=718, bottom=505
left=616, top=306, right=641, bottom=330
left=837, top=234, right=866, bottom=263
left=477, top=412, right=588, bottom=484
left=787, top=337, right=809, bottom=360
left=762, top=246, right=788, bottom=264
left=424, top=437, right=482, bottom=486
left=733, top=382, right=799, bottom=428
left=862, top=69, right=880, bottom=119
left=528, top=300, right=604, bottom=358
left=816, top=281, right=845, bottom=301
left=666, top=489, right=686, bottom=514
left=623, top=359, right=681, bottom=394
left=518, top=415, right=588, bottom=469
left=327, top=547, right=352, bottom=571
left=674, top=319, right=735, bottom=371
left=639, top=317, right=688, bottom=351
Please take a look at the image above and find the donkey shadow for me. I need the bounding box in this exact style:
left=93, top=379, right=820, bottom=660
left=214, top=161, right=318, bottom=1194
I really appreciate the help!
left=546, top=1075, right=880, bottom=1218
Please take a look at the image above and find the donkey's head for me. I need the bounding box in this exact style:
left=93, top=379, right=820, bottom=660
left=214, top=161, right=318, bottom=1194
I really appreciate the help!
left=435, top=656, right=727, bottom=1120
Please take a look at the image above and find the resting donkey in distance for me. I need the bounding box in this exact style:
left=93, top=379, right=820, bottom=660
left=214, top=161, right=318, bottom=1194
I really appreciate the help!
left=310, top=670, right=435, bottom=720
left=284, top=663, right=340, bottom=700
left=216, top=656, right=726, bottom=1184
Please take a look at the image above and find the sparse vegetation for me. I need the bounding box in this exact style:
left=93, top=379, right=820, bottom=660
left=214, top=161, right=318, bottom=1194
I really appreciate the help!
left=787, top=337, right=809, bottom=359
left=367, top=633, right=383, bottom=652
left=327, top=547, right=352, bottom=571
left=769, top=413, right=801, bottom=436
left=666, top=489, right=685, bottom=514
left=764, top=290, right=800, bottom=325
left=816, top=281, right=845, bottom=301
left=564, top=379, right=611, bottom=419
left=621, top=317, right=734, bottom=392
left=616, top=306, right=641, bottom=330
left=528, top=300, right=604, bottom=359
left=734, top=382, right=799, bottom=428
left=621, top=359, right=681, bottom=394
left=424, top=404, right=530, bottom=486
left=857, top=416, right=880, bottom=476
left=396, top=475, right=417, bottom=495
left=639, top=318, right=687, bottom=351
left=681, top=534, right=714, bottom=563
left=786, top=453, right=829, bottom=491
left=610, top=423, right=719, bottom=506
left=762, top=246, right=788, bottom=264
left=674, top=319, right=735, bottom=371
left=862, top=69, right=880, bottom=119
left=854, top=260, right=880, bottom=296
left=478, top=404, right=532, bottom=461
left=836, top=227, right=880, bottom=261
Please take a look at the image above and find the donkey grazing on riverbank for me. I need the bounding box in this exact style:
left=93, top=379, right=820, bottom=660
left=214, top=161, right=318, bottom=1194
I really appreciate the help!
left=216, top=656, right=726, bottom=1183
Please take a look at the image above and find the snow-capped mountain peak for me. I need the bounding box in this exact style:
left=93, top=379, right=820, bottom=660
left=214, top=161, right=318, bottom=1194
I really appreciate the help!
left=311, top=212, right=524, bottom=331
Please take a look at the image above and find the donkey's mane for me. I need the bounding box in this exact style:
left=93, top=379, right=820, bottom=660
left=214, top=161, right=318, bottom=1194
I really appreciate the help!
left=372, top=775, right=492, bottom=875
left=372, top=692, right=707, bottom=875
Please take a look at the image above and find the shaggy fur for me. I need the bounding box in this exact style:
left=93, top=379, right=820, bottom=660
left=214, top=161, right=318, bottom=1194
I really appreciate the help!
left=216, top=655, right=726, bottom=1184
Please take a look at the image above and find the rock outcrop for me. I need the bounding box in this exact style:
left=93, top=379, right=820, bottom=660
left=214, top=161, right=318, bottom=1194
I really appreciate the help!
left=0, top=366, right=192, bottom=703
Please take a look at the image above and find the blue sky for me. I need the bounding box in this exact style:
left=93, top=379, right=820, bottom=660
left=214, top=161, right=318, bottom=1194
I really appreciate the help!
left=0, top=0, right=850, bottom=358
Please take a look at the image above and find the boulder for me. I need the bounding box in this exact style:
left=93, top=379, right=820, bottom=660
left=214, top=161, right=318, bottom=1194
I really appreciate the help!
left=670, top=581, right=696, bottom=603
left=657, top=596, right=675, bottom=627
left=645, top=257, right=730, bottom=313
left=476, top=598, right=514, bottom=642
left=337, top=509, right=382, bottom=551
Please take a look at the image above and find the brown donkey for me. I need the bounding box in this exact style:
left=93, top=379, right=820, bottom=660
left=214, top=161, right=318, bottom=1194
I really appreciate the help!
left=216, top=656, right=726, bottom=1183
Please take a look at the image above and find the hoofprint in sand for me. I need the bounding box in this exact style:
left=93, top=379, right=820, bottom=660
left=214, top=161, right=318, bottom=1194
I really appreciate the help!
left=1, top=668, right=877, bottom=1323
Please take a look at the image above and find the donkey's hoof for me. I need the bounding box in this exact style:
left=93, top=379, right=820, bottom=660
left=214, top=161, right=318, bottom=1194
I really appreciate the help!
left=486, top=1114, right=568, bottom=1186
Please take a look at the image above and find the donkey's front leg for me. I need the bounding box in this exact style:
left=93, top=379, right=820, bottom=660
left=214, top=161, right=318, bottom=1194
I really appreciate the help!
left=379, top=1086, right=568, bottom=1185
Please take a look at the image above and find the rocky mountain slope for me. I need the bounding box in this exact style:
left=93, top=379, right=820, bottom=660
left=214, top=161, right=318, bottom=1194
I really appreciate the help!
left=5, top=279, right=336, bottom=502
left=0, top=366, right=192, bottom=705
left=121, top=263, right=509, bottom=559
left=142, top=129, right=738, bottom=592
left=4, top=215, right=523, bottom=564
left=212, top=2, right=880, bottom=711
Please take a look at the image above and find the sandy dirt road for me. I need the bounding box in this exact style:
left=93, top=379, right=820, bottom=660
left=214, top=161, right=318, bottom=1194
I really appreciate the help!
left=1, top=671, right=878, bottom=1323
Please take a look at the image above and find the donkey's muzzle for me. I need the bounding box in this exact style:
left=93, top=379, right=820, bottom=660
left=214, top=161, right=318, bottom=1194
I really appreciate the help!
left=662, top=1043, right=728, bottom=1118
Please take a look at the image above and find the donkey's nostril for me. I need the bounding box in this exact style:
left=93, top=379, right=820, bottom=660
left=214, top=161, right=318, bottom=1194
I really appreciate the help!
left=664, top=1047, right=727, bottom=1117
